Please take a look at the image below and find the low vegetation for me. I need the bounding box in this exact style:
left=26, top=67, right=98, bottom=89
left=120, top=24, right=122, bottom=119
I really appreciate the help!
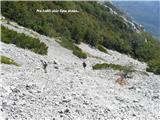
left=93, top=63, right=124, bottom=70
left=0, top=55, right=19, bottom=66
left=92, top=63, right=134, bottom=72
left=57, top=38, right=87, bottom=59
left=72, top=48, right=87, bottom=59
left=1, top=26, right=48, bottom=55
left=146, top=57, right=160, bottom=75
left=97, top=44, right=108, bottom=54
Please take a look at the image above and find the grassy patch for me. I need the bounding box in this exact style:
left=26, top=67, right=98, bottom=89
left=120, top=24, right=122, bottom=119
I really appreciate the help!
left=97, top=44, right=108, bottom=54
left=57, top=38, right=87, bottom=59
left=1, top=26, right=48, bottom=55
left=92, top=63, right=135, bottom=73
left=93, top=63, right=124, bottom=70
left=0, top=55, right=19, bottom=66
left=73, top=47, right=87, bottom=59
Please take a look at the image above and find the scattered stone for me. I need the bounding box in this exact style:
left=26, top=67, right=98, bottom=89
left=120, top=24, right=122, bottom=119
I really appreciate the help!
left=25, top=85, right=31, bottom=90
left=58, top=111, right=63, bottom=114
left=128, top=86, right=136, bottom=90
left=133, top=99, right=139, bottom=103
left=54, top=66, right=58, bottom=69
left=5, top=117, right=8, bottom=120
left=11, top=88, right=20, bottom=93
left=115, top=96, right=124, bottom=103
left=152, top=95, right=159, bottom=100
left=62, top=97, right=71, bottom=103
left=53, top=61, right=57, bottom=64
left=37, top=90, right=41, bottom=93
left=132, top=114, right=136, bottom=116
left=104, top=108, right=110, bottom=114
left=64, top=108, right=70, bottom=113
left=2, top=102, right=7, bottom=108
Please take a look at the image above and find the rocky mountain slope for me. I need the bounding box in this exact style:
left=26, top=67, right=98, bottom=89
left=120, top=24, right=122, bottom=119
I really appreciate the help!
left=1, top=20, right=160, bottom=120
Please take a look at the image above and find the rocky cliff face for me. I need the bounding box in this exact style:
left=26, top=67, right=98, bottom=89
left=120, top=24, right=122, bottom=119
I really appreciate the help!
left=0, top=20, right=160, bottom=120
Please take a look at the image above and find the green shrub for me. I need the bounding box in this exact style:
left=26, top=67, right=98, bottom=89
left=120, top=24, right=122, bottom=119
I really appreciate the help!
left=93, top=63, right=124, bottom=70
left=57, top=38, right=75, bottom=50
left=122, top=64, right=135, bottom=74
left=73, top=49, right=87, bottom=59
left=57, top=37, right=87, bottom=59
left=1, top=26, right=48, bottom=55
left=146, top=58, right=160, bottom=75
left=92, top=63, right=134, bottom=72
left=97, top=44, right=108, bottom=53
left=0, top=55, right=19, bottom=66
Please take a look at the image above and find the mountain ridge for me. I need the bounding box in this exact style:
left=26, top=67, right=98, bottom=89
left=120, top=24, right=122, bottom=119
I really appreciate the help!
left=112, top=1, right=160, bottom=40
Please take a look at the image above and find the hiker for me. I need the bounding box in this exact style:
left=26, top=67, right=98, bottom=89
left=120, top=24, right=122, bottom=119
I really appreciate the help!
left=40, top=60, right=48, bottom=73
left=82, top=61, right=86, bottom=69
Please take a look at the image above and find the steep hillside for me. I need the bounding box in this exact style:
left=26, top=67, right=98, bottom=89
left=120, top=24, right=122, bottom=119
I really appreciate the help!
left=1, top=1, right=160, bottom=74
left=1, top=19, right=160, bottom=120
left=1, top=1, right=160, bottom=120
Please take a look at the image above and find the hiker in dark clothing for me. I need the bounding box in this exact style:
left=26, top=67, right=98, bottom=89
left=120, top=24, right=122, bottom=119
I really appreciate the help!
left=41, top=60, right=48, bottom=73
left=82, top=61, right=86, bottom=69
